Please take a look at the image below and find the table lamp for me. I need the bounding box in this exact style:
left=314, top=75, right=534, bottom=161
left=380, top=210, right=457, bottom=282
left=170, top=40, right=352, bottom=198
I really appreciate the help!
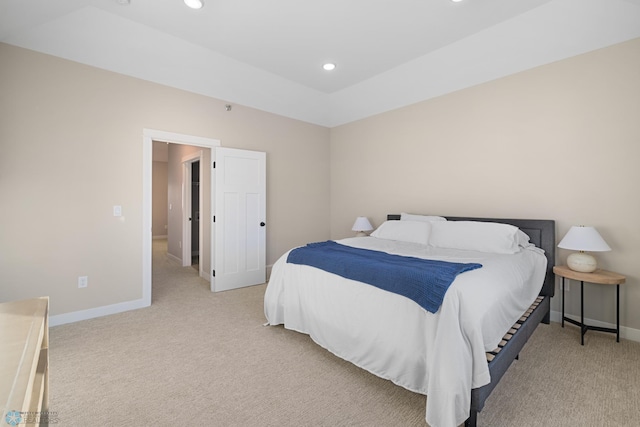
left=352, top=217, right=373, bottom=237
left=558, top=225, right=611, bottom=273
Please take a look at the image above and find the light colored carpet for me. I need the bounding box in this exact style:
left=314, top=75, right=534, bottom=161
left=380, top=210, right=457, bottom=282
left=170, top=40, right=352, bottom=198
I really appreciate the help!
left=48, top=240, right=640, bottom=426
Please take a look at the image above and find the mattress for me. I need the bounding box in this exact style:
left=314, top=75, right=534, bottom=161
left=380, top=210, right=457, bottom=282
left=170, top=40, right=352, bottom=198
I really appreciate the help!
left=264, top=236, right=547, bottom=426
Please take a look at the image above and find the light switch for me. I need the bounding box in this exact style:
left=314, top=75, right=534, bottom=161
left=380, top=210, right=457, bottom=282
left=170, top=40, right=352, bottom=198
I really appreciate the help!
left=113, top=205, right=122, bottom=217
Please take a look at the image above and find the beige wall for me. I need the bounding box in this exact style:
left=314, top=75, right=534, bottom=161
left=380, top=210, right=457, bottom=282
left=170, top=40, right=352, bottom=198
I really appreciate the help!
left=2, top=37, right=639, bottom=334
left=152, top=160, right=168, bottom=237
left=0, top=43, right=331, bottom=316
left=330, top=38, right=640, bottom=332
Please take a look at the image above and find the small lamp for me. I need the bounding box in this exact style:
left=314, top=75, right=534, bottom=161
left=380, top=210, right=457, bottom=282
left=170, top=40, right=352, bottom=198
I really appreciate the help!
left=558, top=226, right=611, bottom=273
left=352, top=217, right=373, bottom=237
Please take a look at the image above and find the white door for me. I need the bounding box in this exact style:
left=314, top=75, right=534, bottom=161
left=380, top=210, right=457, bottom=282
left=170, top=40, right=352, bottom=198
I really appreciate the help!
left=212, top=147, right=266, bottom=292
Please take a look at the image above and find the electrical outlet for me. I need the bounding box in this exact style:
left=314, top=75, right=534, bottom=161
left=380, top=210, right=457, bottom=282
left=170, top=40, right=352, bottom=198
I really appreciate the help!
left=78, top=276, right=88, bottom=288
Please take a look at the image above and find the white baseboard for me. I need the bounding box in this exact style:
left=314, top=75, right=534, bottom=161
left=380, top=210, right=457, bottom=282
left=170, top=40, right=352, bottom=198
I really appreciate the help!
left=50, top=298, right=150, bottom=327
left=49, top=263, right=278, bottom=326
left=200, top=270, right=211, bottom=282
left=46, top=303, right=640, bottom=343
left=166, top=252, right=181, bottom=264
left=550, top=310, right=640, bottom=343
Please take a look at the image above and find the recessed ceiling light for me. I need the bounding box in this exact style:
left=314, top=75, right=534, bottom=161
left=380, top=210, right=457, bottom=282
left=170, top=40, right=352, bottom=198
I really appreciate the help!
left=451, top=0, right=463, bottom=2
left=184, top=0, right=204, bottom=9
left=323, top=63, right=336, bottom=71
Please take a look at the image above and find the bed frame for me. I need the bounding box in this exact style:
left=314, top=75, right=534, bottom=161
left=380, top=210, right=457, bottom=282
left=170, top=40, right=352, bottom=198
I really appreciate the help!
left=388, top=215, right=555, bottom=427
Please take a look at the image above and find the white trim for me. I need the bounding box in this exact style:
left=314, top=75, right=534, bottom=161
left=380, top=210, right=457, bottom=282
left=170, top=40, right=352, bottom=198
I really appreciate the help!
left=142, top=132, right=153, bottom=308
left=166, top=251, right=181, bottom=265
left=550, top=310, right=640, bottom=343
left=200, top=270, right=212, bottom=282
left=50, top=298, right=148, bottom=327
left=144, top=129, right=218, bottom=148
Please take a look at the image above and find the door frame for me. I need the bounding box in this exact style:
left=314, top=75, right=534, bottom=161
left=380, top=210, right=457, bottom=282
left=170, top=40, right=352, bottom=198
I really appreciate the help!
left=182, top=151, right=203, bottom=270
left=143, top=129, right=220, bottom=307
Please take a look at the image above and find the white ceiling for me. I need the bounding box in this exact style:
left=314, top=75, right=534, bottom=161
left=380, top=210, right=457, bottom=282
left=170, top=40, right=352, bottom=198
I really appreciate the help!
left=2, top=0, right=640, bottom=127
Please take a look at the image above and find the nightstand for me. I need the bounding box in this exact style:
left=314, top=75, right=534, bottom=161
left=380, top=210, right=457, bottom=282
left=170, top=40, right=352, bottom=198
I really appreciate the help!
left=553, top=265, right=626, bottom=345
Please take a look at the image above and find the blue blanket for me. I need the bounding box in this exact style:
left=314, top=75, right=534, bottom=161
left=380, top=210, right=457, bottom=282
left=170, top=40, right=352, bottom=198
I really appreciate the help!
left=286, top=241, right=482, bottom=313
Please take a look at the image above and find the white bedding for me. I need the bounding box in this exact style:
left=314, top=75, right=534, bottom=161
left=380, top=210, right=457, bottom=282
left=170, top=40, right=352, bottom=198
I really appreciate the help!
left=264, top=236, right=547, bottom=427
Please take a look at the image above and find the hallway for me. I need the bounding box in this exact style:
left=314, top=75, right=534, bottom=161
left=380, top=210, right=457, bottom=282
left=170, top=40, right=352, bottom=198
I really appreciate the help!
left=152, top=238, right=210, bottom=304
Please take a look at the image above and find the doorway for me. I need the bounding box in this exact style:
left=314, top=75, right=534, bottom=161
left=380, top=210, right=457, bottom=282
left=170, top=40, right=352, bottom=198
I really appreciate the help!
left=143, top=129, right=221, bottom=307
left=191, top=160, right=200, bottom=270
left=180, top=151, right=202, bottom=271
left=143, top=129, right=267, bottom=304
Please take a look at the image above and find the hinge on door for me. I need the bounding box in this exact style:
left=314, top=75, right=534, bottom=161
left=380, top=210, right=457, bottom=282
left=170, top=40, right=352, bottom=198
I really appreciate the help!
left=213, top=161, right=216, bottom=168
left=212, top=270, right=215, bottom=277
left=213, top=216, right=216, bottom=222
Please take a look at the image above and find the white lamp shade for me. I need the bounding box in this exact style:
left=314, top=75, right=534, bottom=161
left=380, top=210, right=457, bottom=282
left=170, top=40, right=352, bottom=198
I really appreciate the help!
left=558, top=226, right=611, bottom=252
left=352, top=216, right=373, bottom=232
left=558, top=226, right=610, bottom=273
left=184, top=0, right=204, bottom=9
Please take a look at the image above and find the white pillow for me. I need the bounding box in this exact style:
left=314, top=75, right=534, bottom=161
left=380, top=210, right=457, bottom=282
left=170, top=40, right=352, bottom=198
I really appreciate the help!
left=370, top=221, right=431, bottom=245
left=429, top=221, right=526, bottom=254
left=400, top=212, right=447, bottom=222
left=517, top=230, right=532, bottom=248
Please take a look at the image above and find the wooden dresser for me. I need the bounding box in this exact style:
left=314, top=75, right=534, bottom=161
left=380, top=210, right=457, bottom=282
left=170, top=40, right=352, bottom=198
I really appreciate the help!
left=0, top=297, right=49, bottom=426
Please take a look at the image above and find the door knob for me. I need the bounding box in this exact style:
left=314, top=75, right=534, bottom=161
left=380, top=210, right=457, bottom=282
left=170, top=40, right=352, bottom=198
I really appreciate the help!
left=260, top=222, right=266, bottom=227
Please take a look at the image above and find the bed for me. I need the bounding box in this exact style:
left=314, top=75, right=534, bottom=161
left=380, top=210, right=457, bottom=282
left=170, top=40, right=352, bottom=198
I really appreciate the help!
left=264, top=214, right=555, bottom=427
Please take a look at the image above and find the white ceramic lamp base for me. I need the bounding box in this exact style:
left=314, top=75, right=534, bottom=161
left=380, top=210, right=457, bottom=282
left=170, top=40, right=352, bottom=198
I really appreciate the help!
left=567, top=251, right=597, bottom=273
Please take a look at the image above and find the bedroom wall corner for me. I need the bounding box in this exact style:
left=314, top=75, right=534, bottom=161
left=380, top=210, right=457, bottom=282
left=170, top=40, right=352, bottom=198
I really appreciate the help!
left=328, top=37, right=640, bottom=336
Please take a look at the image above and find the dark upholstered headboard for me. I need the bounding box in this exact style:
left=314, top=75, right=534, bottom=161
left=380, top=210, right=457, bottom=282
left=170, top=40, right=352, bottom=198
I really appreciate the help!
left=387, top=214, right=556, bottom=297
